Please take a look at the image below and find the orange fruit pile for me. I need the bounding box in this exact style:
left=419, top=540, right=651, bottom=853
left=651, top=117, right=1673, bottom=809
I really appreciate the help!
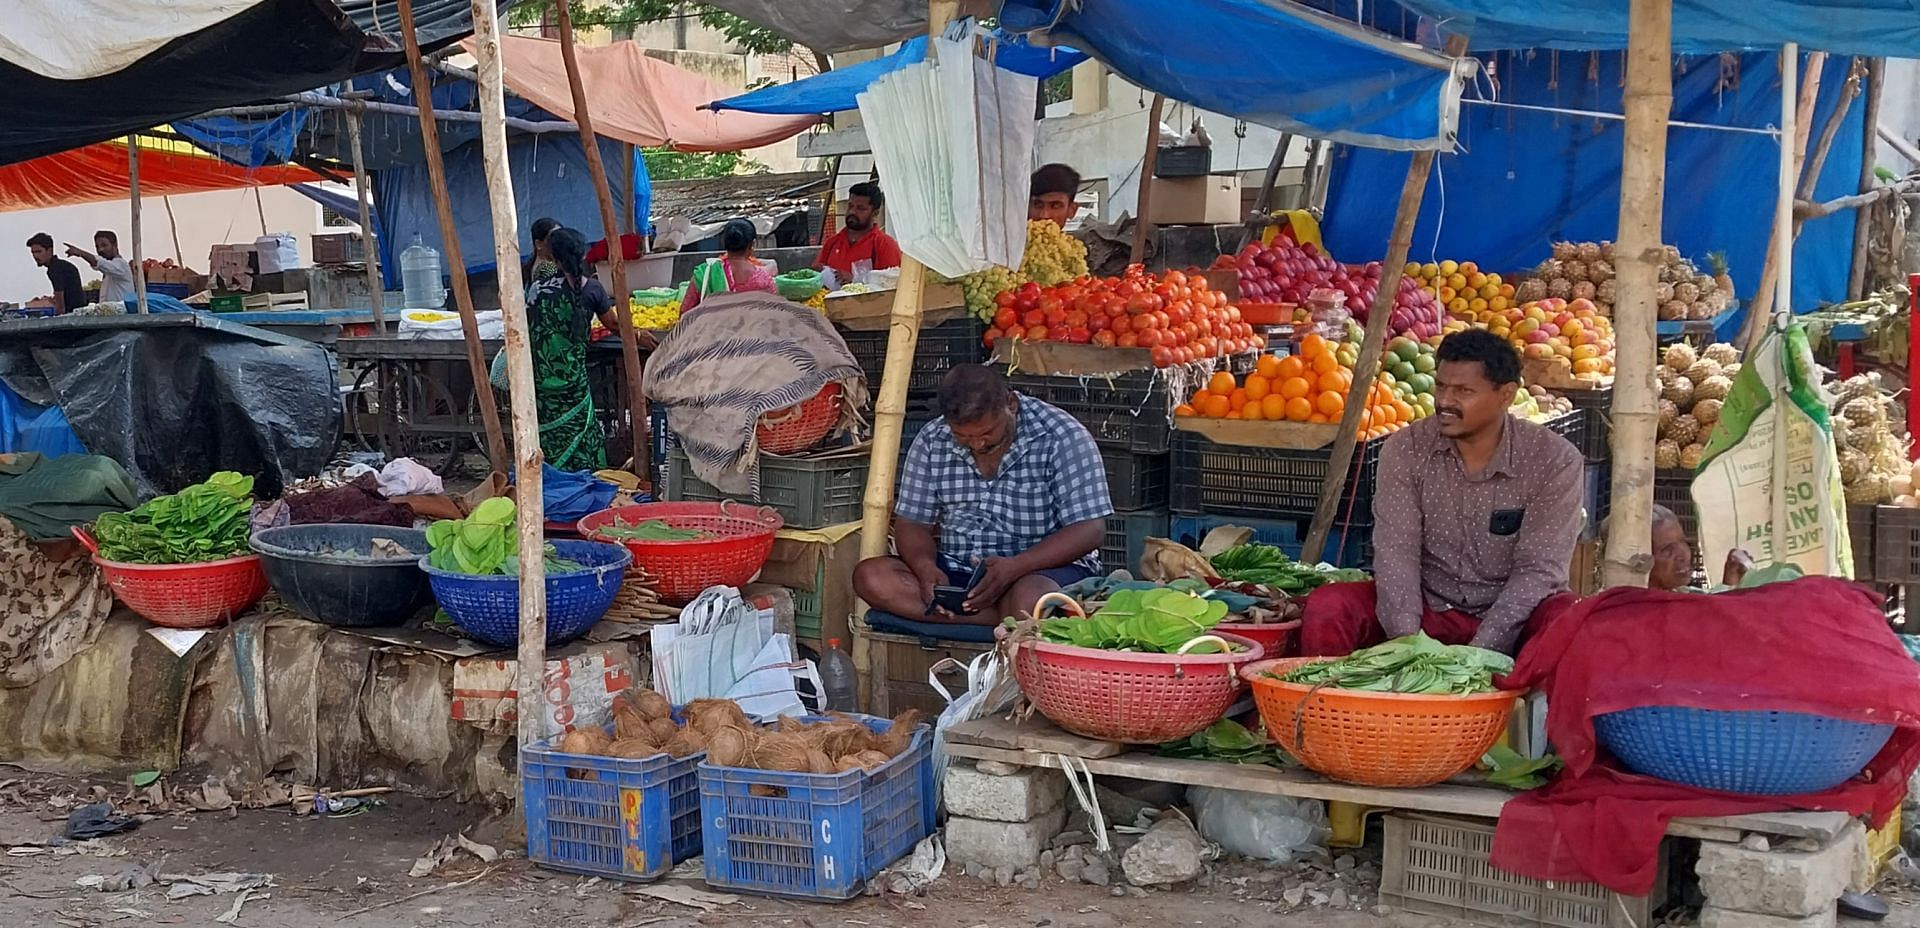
left=1174, top=336, right=1418, bottom=439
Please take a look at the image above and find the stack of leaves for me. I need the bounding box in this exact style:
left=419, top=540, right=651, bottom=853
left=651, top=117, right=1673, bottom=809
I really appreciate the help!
left=1274, top=633, right=1514, bottom=695
left=425, top=498, right=583, bottom=576
left=1481, top=744, right=1563, bottom=790
left=1210, top=544, right=1368, bottom=595
left=1035, top=587, right=1233, bottom=653
left=594, top=519, right=707, bottom=541
left=1159, top=719, right=1293, bottom=767
left=94, top=471, right=254, bottom=564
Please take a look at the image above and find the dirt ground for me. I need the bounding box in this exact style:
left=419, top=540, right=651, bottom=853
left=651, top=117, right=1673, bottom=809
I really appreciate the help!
left=2, top=774, right=1917, bottom=928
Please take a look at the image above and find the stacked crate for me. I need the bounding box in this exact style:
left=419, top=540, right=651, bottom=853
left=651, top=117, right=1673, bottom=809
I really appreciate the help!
left=1168, top=431, right=1380, bottom=569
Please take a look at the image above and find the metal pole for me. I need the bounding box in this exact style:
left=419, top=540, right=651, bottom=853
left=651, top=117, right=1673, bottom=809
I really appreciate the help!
left=129, top=138, right=147, bottom=314
left=1775, top=43, right=1799, bottom=322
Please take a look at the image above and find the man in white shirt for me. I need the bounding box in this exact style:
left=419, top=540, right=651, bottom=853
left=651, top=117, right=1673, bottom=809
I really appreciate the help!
left=65, top=230, right=133, bottom=304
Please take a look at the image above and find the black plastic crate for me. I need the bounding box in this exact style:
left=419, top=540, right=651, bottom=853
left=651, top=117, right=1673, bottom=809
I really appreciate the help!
left=1583, top=461, right=1611, bottom=540
left=1009, top=370, right=1176, bottom=455
left=1851, top=505, right=1878, bottom=582
left=837, top=317, right=985, bottom=400
left=667, top=444, right=868, bottom=530
left=1874, top=506, right=1920, bottom=583
left=1170, top=431, right=1383, bottom=521
left=1153, top=145, right=1213, bottom=178
left=1103, top=451, right=1169, bottom=511
left=1542, top=408, right=1587, bottom=457
left=1563, top=387, right=1613, bottom=463
left=1102, top=510, right=1168, bottom=574
left=1168, top=512, right=1372, bottom=569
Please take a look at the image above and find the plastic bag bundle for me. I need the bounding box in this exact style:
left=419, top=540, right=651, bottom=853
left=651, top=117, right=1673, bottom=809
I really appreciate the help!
left=857, top=28, right=1036, bottom=278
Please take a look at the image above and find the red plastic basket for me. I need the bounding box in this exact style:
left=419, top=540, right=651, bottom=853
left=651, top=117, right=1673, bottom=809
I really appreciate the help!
left=1216, top=619, right=1300, bottom=658
left=756, top=383, right=843, bottom=455
left=577, top=501, right=781, bottom=605
left=73, top=528, right=268, bottom=629
left=1012, top=634, right=1265, bottom=744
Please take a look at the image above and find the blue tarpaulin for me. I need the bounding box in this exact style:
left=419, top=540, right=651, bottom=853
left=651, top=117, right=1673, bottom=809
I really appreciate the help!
left=173, top=111, right=310, bottom=168
left=995, top=0, right=1472, bottom=150
left=1321, top=50, right=1864, bottom=313
left=710, top=33, right=1087, bottom=115
left=1395, top=0, right=1920, bottom=56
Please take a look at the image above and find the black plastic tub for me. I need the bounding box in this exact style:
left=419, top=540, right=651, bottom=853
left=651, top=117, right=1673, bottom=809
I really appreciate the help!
left=249, top=524, right=432, bottom=628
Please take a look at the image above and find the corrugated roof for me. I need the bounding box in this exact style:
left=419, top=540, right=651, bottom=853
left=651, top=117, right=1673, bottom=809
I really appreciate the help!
left=649, top=170, right=831, bottom=226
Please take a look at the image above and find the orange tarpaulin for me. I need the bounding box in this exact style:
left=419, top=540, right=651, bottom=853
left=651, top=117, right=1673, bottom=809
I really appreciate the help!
left=476, top=35, right=818, bottom=152
left=0, top=140, right=322, bottom=212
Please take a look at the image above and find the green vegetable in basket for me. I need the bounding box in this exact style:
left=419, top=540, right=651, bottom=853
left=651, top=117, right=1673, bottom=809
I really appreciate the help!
left=1033, top=587, right=1231, bottom=653
left=1481, top=744, right=1562, bottom=791
left=1210, top=543, right=1368, bottom=594
left=426, top=498, right=585, bottom=576
left=1274, top=633, right=1513, bottom=695
left=595, top=519, right=706, bottom=541
left=93, top=471, right=254, bottom=564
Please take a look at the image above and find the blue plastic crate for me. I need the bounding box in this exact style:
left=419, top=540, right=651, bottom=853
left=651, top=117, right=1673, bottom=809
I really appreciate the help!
left=521, top=733, right=704, bottom=882
left=1168, top=512, right=1371, bottom=569
left=1595, top=706, right=1894, bottom=796
left=698, top=715, right=935, bottom=901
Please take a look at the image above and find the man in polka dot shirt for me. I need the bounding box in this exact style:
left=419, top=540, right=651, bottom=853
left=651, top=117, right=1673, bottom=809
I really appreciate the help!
left=1298, top=330, right=1584, bottom=656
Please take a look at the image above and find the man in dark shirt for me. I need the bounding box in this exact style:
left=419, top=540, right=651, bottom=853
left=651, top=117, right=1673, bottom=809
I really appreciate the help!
left=27, top=232, right=85, bottom=313
left=813, top=181, right=901, bottom=282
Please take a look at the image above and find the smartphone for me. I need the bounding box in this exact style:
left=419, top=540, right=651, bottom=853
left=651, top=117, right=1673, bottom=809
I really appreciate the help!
left=927, top=561, right=988, bottom=615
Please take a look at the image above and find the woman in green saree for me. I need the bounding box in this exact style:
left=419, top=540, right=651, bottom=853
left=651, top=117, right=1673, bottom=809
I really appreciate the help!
left=525, top=227, right=619, bottom=471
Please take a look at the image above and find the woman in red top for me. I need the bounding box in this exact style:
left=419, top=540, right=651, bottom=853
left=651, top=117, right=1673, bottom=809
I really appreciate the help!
left=814, top=181, right=901, bottom=282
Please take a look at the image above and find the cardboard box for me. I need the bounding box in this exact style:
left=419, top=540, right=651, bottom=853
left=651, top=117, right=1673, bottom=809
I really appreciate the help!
left=1148, top=175, right=1242, bottom=226
left=757, top=525, right=862, bottom=649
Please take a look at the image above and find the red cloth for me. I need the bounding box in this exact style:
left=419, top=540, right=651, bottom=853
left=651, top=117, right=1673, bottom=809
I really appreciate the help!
left=815, top=227, right=903, bottom=279
left=1489, top=577, right=1920, bottom=895
left=586, top=233, right=645, bottom=264
left=1297, top=580, right=1576, bottom=656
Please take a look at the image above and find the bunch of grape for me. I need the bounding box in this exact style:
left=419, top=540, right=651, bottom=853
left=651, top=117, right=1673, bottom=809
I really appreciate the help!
left=1019, top=219, right=1088, bottom=287
left=958, top=266, right=1020, bottom=321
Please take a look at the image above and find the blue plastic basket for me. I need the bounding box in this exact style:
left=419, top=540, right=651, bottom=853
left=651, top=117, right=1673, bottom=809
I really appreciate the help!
left=1595, top=706, right=1895, bottom=796
left=420, top=540, right=629, bottom=647
left=521, top=731, right=703, bottom=882
left=697, top=715, right=935, bottom=901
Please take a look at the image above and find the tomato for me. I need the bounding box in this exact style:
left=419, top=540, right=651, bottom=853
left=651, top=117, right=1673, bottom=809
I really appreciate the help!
left=1174, top=346, right=1194, bottom=365
left=993, top=308, right=1018, bottom=330
left=984, top=326, right=1003, bottom=346
left=1164, top=269, right=1188, bottom=288
left=1224, top=302, right=1241, bottom=321
left=1137, top=328, right=1163, bottom=348
left=1125, top=292, right=1155, bottom=316
left=1151, top=345, right=1174, bottom=367
left=1020, top=309, right=1045, bottom=328
left=1017, top=281, right=1042, bottom=299
left=1092, top=330, right=1117, bottom=348
left=1047, top=324, right=1071, bottom=341
left=1064, top=309, right=1088, bottom=328
left=1116, top=332, right=1140, bottom=348
left=994, top=290, right=1017, bottom=308
left=1165, top=302, right=1188, bottom=326
left=1068, top=326, right=1092, bottom=344
left=1088, top=313, right=1111, bottom=333
left=1110, top=314, right=1133, bottom=334
left=1025, top=324, right=1048, bottom=340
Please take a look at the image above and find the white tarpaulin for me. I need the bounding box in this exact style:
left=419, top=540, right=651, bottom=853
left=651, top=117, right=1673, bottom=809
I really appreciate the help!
left=0, top=1, right=265, bottom=80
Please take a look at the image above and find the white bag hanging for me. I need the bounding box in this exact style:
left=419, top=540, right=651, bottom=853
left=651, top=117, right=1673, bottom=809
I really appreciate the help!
left=928, top=649, right=1020, bottom=799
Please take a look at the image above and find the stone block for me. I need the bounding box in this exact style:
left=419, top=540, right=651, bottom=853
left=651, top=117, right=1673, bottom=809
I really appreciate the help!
left=1699, top=905, right=1835, bottom=928
left=945, top=807, right=1067, bottom=871
left=944, top=764, right=1066, bottom=822
left=1697, top=822, right=1859, bottom=918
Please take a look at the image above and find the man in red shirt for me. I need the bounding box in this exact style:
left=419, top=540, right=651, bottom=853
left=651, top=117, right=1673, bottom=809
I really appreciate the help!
left=814, top=181, right=901, bottom=282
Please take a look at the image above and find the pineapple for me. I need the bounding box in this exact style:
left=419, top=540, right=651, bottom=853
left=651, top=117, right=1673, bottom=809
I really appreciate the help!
left=1600, top=241, right=1617, bottom=261
left=1842, top=398, right=1887, bottom=430
left=1832, top=416, right=1853, bottom=450
left=1663, top=342, right=1698, bottom=372
left=1694, top=397, right=1724, bottom=427
left=1702, top=342, right=1740, bottom=366
left=1552, top=242, right=1578, bottom=262
left=1690, top=301, right=1715, bottom=320
left=1590, top=260, right=1616, bottom=282
left=1655, top=282, right=1675, bottom=303
left=1694, top=273, right=1716, bottom=295
left=1663, top=375, right=1695, bottom=408
left=1572, top=281, right=1597, bottom=301
left=1694, top=374, right=1733, bottom=403
left=1682, top=359, right=1722, bottom=384
left=1575, top=241, right=1602, bottom=262
left=1658, top=398, right=1680, bottom=432
left=1535, top=258, right=1565, bottom=281
left=1516, top=279, right=1548, bottom=302
left=1666, top=413, right=1701, bottom=447
left=1680, top=443, right=1706, bottom=470
left=1708, top=290, right=1731, bottom=312
left=1661, top=300, right=1689, bottom=321
left=1563, top=260, right=1591, bottom=283
left=1832, top=374, right=1879, bottom=410
left=1548, top=277, right=1573, bottom=299
left=1675, top=281, right=1701, bottom=304
left=1846, top=473, right=1892, bottom=505
left=1708, top=251, right=1735, bottom=303
left=1657, top=365, right=1677, bottom=390
left=1661, top=244, right=1683, bottom=266
left=1840, top=448, right=1869, bottom=485
left=1596, top=279, right=1617, bottom=303
left=1655, top=439, right=1682, bottom=469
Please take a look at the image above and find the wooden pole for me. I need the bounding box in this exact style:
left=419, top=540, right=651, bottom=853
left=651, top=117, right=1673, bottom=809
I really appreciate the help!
left=1850, top=59, right=1885, bottom=299
left=162, top=195, right=183, bottom=265
left=345, top=106, right=388, bottom=334
left=1300, top=36, right=1469, bottom=563
left=254, top=187, right=269, bottom=237
left=1132, top=93, right=1167, bottom=264
left=854, top=0, right=960, bottom=710
left=1252, top=132, right=1293, bottom=218
left=555, top=0, right=647, bottom=475
left=397, top=0, right=509, bottom=472
left=1743, top=48, right=1824, bottom=351
left=1600, top=0, right=1673, bottom=589
left=128, top=138, right=147, bottom=314
left=465, top=0, right=548, bottom=753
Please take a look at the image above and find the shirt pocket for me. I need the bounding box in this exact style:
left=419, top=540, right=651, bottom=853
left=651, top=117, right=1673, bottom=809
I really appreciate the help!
left=1477, top=507, right=1524, bottom=574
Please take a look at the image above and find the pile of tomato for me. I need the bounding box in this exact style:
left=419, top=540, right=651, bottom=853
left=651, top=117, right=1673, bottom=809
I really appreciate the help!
left=984, top=265, right=1268, bottom=368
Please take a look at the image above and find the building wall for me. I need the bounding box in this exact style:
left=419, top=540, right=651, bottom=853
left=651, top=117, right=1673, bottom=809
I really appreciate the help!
left=0, top=185, right=325, bottom=302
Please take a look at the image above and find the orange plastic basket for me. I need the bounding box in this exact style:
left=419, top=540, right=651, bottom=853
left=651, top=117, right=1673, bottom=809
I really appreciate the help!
left=1012, top=634, right=1265, bottom=744
left=1244, top=657, right=1518, bottom=788
left=756, top=383, right=843, bottom=455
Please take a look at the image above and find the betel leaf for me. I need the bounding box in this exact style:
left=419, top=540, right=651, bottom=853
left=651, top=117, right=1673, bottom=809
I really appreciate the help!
left=426, top=497, right=521, bottom=575
left=1035, top=587, right=1231, bottom=654
left=1482, top=744, right=1563, bottom=790
left=1274, top=633, right=1513, bottom=694
left=94, top=471, right=254, bottom=564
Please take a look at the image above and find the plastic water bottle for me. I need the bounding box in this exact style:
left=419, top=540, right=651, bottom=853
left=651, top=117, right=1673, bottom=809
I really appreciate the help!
left=821, top=638, right=858, bottom=712
left=399, top=235, right=445, bottom=310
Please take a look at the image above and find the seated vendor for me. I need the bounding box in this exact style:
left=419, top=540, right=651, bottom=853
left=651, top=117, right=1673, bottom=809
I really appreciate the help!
left=1298, top=330, right=1584, bottom=656
left=1029, top=163, right=1083, bottom=226
left=1635, top=504, right=1753, bottom=591
left=852, top=365, right=1113, bottom=625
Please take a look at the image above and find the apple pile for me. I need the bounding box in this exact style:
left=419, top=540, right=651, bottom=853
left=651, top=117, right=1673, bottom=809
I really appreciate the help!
left=1210, top=239, right=1445, bottom=340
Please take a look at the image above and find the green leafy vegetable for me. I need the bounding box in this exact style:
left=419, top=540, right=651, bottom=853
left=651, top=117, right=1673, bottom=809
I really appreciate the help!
left=1274, top=633, right=1514, bottom=695
left=425, top=498, right=583, bottom=576
left=1481, top=744, right=1563, bottom=790
left=1209, top=543, right=1368, bottom=594
left=1033, top=587, right=1231, bottom=653
left=93, top=472, right=254, bottom=564
left=595, top=519, right=707, bottom=541
left=1159, top=719, right=1295, bottom=767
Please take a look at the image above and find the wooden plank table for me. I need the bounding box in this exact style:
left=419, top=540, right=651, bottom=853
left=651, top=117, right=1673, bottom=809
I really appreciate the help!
left=943, top=715, right=1854, bottom=844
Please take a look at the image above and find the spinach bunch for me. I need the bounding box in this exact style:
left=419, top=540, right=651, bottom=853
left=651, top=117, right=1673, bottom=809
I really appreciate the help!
left=1210, top=543, right=1368, bottom=594
left=94, top=472, right=254, bottom=564
left=1035, top=587, right=1231, bottom=653
left=1274, top=633, right=1513, bottom=695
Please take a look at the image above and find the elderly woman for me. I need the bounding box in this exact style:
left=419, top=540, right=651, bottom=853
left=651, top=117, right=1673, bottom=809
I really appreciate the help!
left=1626, top=504, right=1753, bottom=591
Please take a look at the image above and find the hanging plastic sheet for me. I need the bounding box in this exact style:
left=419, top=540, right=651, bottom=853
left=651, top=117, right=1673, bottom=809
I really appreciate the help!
left=172, top=111, right=309, bottom=169
left=709, top=33, right=1087, bottom=115
left=997, top=0, right=1472, bottom=151
left=1395, top=0, right=1920, bottom=56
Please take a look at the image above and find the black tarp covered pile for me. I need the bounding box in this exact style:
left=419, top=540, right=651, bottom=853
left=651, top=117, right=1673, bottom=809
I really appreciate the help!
left=0, top=316, right=337, bottom=498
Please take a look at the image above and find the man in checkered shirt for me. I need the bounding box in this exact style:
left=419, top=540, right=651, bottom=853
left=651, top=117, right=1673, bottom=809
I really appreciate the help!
left=853, top=365, right=1113, bottom=625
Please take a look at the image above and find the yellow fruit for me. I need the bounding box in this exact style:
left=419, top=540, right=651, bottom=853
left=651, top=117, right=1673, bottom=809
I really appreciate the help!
left=1439, top=259, right=1459, bottom=275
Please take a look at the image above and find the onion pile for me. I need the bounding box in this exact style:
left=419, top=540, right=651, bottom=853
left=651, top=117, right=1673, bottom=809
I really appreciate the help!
left=1212, top=240, right=1444, bottom=340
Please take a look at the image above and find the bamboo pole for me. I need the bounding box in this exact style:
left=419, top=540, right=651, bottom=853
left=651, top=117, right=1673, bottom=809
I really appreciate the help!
left=853, top=0, right=960, bottom=711
left=1300, top=36, right=1468, bottom=563
left=397, top=0, right=509, bottom=472
left=555, top=0, right=648, bottom=475
left=1850, top=59, right=1885, bottom=299
left=345, top=106, right=388, bottom=334
left=1132, top=93, right=1167, bottom=264
left=1600, top=0, right=1673, bottom=589
left=162, top=196, right=183, bottom=265
left=128, top=138, right=147, bottom=315
left=464, top=0, right=548, bottom=752
left=1742, top=48, right=1824, bottom=350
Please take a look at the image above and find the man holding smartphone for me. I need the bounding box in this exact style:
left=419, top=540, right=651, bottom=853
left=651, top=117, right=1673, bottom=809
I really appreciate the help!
left=854, top=365, right=1113, bottom=624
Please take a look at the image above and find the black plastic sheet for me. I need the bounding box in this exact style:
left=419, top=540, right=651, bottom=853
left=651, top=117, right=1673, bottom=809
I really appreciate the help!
left=0, top=316, right=338, bottom=498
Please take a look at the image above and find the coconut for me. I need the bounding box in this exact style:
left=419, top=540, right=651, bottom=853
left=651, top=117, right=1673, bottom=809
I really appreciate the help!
left=834, top=756, right=867, bottom=773
left=613, top=704, right=651, bottom=742
left=607, top=738, right=660, bottom=759
left=634, top=689, right=673, bottom=722
left=853, top=750, right=892, bottom=770
left=663, top=726, right=708, bottom=759
left=707, top=727, right=750, bottom=768
left=648, top=718, right=680, bottom=743
left=875, top=710, right=925, bottom=758
left=806, top=747, right=837, bottom=775
left=686, top=699, right=752, bottom=736
left=558, top=729, right=608, bottom=756
left=751, top=732, right=814, bottom=773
